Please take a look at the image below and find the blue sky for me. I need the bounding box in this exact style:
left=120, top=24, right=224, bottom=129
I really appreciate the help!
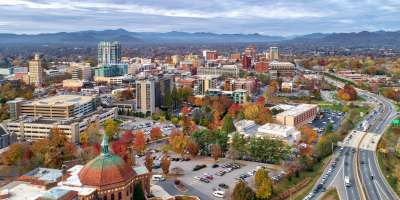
left=0, top=0, right=399, bottom=36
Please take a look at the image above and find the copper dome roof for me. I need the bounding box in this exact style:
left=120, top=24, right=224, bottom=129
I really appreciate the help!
left=78, top=135, right=135, bottom=187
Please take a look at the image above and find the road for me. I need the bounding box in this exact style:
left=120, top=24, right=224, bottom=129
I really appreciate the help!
left=305, top=73, right=399, bottom=200
left=358, top=93, right=399, bottom=200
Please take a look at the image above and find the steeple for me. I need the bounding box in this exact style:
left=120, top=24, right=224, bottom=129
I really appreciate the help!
left=101, top=134, right=110, bottom=156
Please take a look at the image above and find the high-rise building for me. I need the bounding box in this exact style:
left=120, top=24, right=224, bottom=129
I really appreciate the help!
left=71, top=63, right=92, bottom=80
left=244, top=45, right=257, bottom=58
left=202, top=50, right=218, bottom=61
left=242, top=55, right=252, bottom=70
left=27, top=53, right=44, bottom=86
left=155, top=75, right=174, bottom=108
left=136, top=79, right=155, bottom=113
left=194, top=75, right=219, bottom=95
left=269, top=47, right=279, bottom=61
left=97, top=41, right=122, bottom=65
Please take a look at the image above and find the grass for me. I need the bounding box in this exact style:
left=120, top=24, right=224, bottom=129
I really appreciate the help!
left=272, top=156, right=330, bottom=200
left=318, top=102, right=344, bottom=112
left=377, top=125, right=400, bottom=196
left=320, top=188, right=340, bottom=200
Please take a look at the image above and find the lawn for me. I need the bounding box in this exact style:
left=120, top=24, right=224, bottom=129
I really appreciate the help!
left=320, top=188, right=339, bottom=200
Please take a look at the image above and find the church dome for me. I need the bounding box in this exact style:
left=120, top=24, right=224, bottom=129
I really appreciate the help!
left=78, top=135, right=135, bottom=187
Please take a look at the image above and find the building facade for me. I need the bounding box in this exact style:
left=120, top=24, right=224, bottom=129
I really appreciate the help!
left=98, top=41, right=122, bottom=65
left=276, top=104, right=318, bottom=128
left=135, top=79, right=155, bottom=113
left=27, top=53, right=44, bottom=86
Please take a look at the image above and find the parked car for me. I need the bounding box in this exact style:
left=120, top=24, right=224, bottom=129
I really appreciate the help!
left=218, top=183, right=229, bottom=189
left=193, top=164, right=207, bottom=171
left=212, top=190, right=225, bottom=198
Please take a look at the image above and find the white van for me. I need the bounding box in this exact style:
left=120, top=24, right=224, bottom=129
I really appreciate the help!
left=152, top=175, right=165, bottom=182
left=212, top=190, right=225, bottom=198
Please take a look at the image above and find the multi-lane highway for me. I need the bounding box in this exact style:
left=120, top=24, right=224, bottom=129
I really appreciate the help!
left=305, top=74, right=399, bottom=200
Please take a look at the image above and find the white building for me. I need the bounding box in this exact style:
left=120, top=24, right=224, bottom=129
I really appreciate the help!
left=135, top=79, right=155, bottom=113
left=256, top=123, right=301, bottom=144
left=234, top=120, right=259, bottom=137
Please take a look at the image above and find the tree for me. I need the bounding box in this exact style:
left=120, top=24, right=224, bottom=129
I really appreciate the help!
left=186, top=139, right=199, bottom=158
left=144, top=152, right=154, bottom=172
left=103, top=119, right=120, bottom=138
left=299, top=125, right=318, bottom=145
left=228, top=132, right=247, bottom=161
left=255, top=168, right=269, bottom=188
left=169, top=129, right=188, bottom=157
left=80, top=123, right=101, bottom=145
left=228, top=103, right=241, bottom=117
left=256, top=180, right=273, bottom=200
left=210, top=143, right=222, bottom=162
left=248, top=137, right=290, bottom=164
left=134, top=131, right=146, bottom=154
left=231, top=181, right=256, bottom=200
left=256, top=107, right=273, bottom=124
left=222, top=115, right=236, bottom=133
left=337, top=84, right=357, bottom=101
left=2, top=143, right=28, bottom=165
left=160, top=154, right=171, bottom=176
left=150, top=127, right=163, bottom=141
left=133, top=183, right=146, bottom=200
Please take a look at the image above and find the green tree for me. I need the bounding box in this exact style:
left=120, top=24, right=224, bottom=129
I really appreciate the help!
left=133, top=183, right=146, bottom=200
left=248, top=137, right=290, bottom=164
left=221, top=115, right=236, bottom=133
left=232, top=181, right=256, bottom=200
left=228, top=132, right=247, bottom=161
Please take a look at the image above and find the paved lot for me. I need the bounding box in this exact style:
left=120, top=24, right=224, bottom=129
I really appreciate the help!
left=153, top=157, right=281, bottom=199
left=118, top=117, right=176, bottom=137
left=311, top=110, right=344, bottom=135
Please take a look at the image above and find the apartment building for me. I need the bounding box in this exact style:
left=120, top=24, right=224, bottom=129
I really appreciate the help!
left=136, top=78, right=155, bottom=113
left=276, top=104, right=318, bottom=128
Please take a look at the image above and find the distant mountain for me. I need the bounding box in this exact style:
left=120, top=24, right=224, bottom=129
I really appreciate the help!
left=0, top=29, right=285, bottom=46
left=1, top=29, right=400, bottom=48
left=287, top=31, right=400, bottom=48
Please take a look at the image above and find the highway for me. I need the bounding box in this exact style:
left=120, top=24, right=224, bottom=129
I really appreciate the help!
left=303, top=73, right=399, bottom=200
left=358, top=93, right=399, bottom=200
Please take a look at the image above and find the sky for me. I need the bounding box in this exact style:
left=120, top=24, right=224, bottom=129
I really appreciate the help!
left=0, top=0, right=399, bottom=36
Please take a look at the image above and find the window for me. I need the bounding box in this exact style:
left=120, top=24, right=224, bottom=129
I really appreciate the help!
left=103, top=196, right=107, bottom=200
left=126, top=190, right=129, bottom=196
left=111, top=194, right=114, bottom=200
left=118, top=192, right=122, bottom=200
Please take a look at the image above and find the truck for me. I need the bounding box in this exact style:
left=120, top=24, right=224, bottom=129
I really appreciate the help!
left=345, top=176, right=351, bottom=187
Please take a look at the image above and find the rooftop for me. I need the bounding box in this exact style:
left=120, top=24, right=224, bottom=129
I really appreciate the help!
left=276, top=104, right=317, bottom=117
left=0, top=182, right=44, bottom=200
left=24, top=95, right=93, bottom=107
left=23, top=167, right=63, bottom=183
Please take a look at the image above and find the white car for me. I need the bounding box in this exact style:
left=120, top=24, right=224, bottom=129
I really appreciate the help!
left=213, top=190, right=225, bottom=198
left=194, top=176, right=201, bottom=180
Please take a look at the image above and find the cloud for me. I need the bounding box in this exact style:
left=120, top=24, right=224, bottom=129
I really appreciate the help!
left=0, top=0, right=399, bottom=35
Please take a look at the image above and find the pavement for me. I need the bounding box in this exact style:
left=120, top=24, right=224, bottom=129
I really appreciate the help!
left=307, top=74, right=399, bottom=200
left=153, top=157, right=280, bottom=200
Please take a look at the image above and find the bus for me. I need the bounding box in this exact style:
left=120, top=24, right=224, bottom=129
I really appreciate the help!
left=345, top=176, right=351, bottom=187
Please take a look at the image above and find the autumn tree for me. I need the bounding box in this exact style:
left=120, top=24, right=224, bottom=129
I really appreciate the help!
left=228, top=132, right=247, bottom=161
left=210, top=143, right=222, bottom=162
left=186, top=139, right=199, bottom=158
left=169, top=129, right=188, bottom=157
left=228, top=103, right=241, bottom=117
left=150, top=127, right=163, bottom=141
left=232, top=181, right=256, bottom=200
left=80, top=123, right=101, bottom=145
left=134, top=131, right=146, bottom=154
left=299, top=125, right=318, bottom=145
left=144, top=152, right=154, bottom=172
left=160, top=154, right=171, bottom=176
left=337, top=84, right=357, bottom=101
left=255, top=168, right=273, bottom=200
left=1, top=143, right=30, bottom=165
left=103, top=119, right=120, bottom=138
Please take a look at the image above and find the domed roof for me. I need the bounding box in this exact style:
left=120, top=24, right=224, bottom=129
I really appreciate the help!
left=79, top=135, right=136, bottom=187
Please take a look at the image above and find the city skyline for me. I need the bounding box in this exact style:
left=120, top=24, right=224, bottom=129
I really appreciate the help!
left=0, top=0, right=400, bottom=36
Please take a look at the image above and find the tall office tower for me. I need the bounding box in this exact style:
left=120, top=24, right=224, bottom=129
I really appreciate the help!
left=242, top=55, right=252, bottom=70
left=269, top=47, right=279, bottom=61
left=155, top=75, right=174, bottom=108
left=135, top=79, right=155, bottom=114
left=202, top=50, right=218, bottom=61
left=28, top=53, right=44, bottom=87
left=97, top=41, right=122, bottom=65
left=244, top=45, right=257, bottom=58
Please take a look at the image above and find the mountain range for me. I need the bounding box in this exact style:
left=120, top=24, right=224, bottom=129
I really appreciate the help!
left=1, top=29, right=400, bottom=48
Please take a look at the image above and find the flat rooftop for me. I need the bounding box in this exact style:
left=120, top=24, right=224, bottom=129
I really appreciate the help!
left=0, top=182, right=44, bottom=200
left=23, top=167, right=63, bottom=183
left=23, top=95, right=93, bottom=107
left=276, top=104, right=317, bottom=117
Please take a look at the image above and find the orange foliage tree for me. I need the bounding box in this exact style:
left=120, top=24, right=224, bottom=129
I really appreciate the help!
left=134, top=130, right=146, bottom=154
left=150, top=127, right=163, bottom=141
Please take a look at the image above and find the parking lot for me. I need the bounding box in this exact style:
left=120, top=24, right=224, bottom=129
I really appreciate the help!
left=152, top=157, right=282, bottom=199
left=119, top=117, right=176, bottom=137
left=310, top=110, right=344, bottom=135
